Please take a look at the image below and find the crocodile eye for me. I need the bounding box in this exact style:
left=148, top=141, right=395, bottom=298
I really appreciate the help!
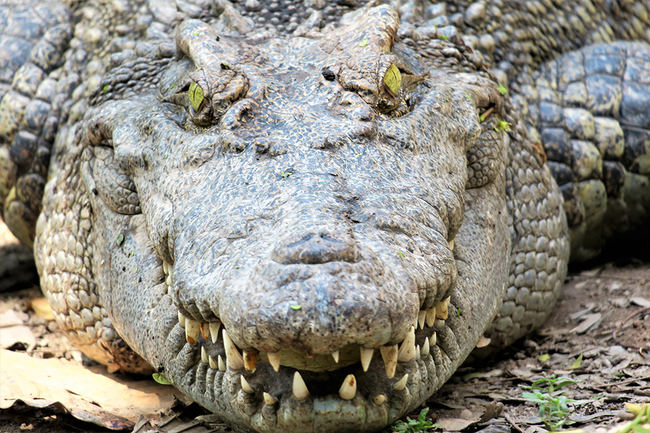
left=188, top=81, right=205, bottom=111
left=383, top=64, right=401, bottom=97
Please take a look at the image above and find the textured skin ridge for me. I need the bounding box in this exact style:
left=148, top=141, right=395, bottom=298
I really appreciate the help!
left=0, top=1, right=649, bottom=432
left=0, top=0, right=73, bottom=246
left=514, top=41, right=650, bottom=260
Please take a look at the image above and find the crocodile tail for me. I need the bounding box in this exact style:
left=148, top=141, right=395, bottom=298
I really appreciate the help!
left=0, top=0, right=74, bottom=247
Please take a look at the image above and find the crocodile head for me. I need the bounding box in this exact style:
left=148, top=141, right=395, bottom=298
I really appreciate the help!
left=81, top=6, right=510, bottom=432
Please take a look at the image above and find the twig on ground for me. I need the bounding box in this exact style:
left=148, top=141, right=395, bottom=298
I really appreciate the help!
left=503, top=413, right=525, bottom=433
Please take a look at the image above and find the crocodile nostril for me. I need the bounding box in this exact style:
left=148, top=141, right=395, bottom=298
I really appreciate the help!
left=272, top=231, right=361, bottom=264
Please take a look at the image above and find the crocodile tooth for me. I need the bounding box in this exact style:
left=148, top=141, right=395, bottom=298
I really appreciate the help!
left=373, top=394, right=386, bottom=405
left=430, top=331, right=437, bottom=346
left=449, top=239, right=455, bottom=251
left=393, top=374, right=409, bottom=391
left=218, top=355, right=226, bottom=371
left=417, top=310, right=426, bottom=329
left=476, top=336, right=491, bottom=348
left=332, top=351, right=340, bottom=363
left=267, top=352, right=281, bottom=372
left=292, top=372, right=309, bottom=400
left=166, top=273, right=173, bottom=286
left=397, top=326, right=416, bottom=362
left=222, top=330, right=244, bottom=370
left=263, top=392, right=277, bottom=405
left=421, top=337, right=430, bottom=356
left=178, top=311, right=186, bottom=328
left=425, top=308, right=436, bottom=328
left=208, top=355, right=217, bottom=369
left=162, top=261, right=169, bottom=275
left=435, top=296, right=450, bottom=320
left=338, top=374, right=356, bottom=400
left=243, top=350, right=258, bottom=371
left=415, top=344, right=421, bottom=360
left=379, top=345, right=398, bottom=378
left=185, top=319, right=200, bottom=344
left=209, top=321, right=221, bottom=344
left=200, top=322, right=210, bottom=340
left=240, top=375, right=254, bottom=394
left=201, top=346, right=208, bottom=363
left=360, top=347, right=373, bottom=372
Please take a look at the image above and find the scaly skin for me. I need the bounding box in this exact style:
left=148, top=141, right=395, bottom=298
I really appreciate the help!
left=1, top=1, right=649, bottom=432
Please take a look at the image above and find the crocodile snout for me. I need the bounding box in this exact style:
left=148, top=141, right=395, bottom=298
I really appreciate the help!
left=272, top=230, right=361, bottom=264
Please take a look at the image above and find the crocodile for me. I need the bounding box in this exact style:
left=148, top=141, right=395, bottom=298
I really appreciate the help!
left=1, top=0, right=649, bottom=431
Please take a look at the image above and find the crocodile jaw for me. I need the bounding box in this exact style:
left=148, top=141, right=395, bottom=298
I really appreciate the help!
left=90, top=168, right=509, bottom=432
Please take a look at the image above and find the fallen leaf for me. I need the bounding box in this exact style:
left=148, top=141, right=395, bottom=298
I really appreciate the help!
left=478, top=401, right=504, bottom=423
left=630, top=297, right=650, bottom=308
left=627, top=403, right=650, bottom=415
left=0, top=311, right=35, bottom=349
left=0, top=324, right=35, bottom=349
left=476, top=336, right=491, bottom=348
left=570, top=313, right=602, bottom=334
left=462, top=368, right=504, bottom=381
left=436, top=416, right=479, bottom=431
left=0, top=310, right=27, bottom=327
left=0, top=349, right=186, bottom=430
left=29, top=297, right=55, bottom=320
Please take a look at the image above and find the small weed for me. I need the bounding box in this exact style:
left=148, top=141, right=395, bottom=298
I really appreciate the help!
left=494, top=119, right=511, bottom=133
left=152, top=372, right=172, bottom=385
left=522, top=376, right=578, bottom=431
left=280, top=169, right=293, bottom=179
left=393, top=407, right=437, bottom=432
left=497, top=82, right=508, bottom=95
left=621, top=403, right=650, bottom=433
left=569, top=353, right=583, bottom=369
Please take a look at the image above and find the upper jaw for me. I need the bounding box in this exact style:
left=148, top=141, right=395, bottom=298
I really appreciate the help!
left=166, top=235, right=456, bottom=355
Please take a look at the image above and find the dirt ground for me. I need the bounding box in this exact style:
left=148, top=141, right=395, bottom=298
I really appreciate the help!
left=0, top=221, right=648, bottom=433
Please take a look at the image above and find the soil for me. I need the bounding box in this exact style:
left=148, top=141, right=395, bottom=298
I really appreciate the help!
left=1, top=221, right=648, bottom=433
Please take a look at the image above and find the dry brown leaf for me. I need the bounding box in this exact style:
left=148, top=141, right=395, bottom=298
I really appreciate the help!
left=0, top=310, right=35, bottom=349
left=0, top=349, right=185, bottom=430
left=476, top=336, right=491, bottom=348
left=0, top=310, right=25, bottom=327
left=570, top=313, right=602, bottom=334
left=630, top=297, right=650, bottom=308
left=29, top=297, right=55, bottom=320
left=0, top=325, right=35, bottom=349
left=436, top=416, right=480, bottom=431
